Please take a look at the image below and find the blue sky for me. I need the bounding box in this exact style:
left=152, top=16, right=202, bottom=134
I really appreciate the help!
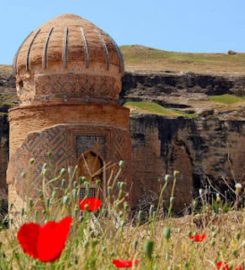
left=1, top=0, right=245, bottom=64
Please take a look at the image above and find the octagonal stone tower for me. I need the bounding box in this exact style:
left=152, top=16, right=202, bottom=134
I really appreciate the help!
left=7, top=14, right=131, bottom=211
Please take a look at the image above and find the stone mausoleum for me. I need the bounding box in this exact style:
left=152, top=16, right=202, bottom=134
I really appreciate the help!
left=7, top=14, right=132, bottom=211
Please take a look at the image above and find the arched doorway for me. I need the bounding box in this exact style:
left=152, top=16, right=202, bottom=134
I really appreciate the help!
left=77, top=151, right=103, bottom=199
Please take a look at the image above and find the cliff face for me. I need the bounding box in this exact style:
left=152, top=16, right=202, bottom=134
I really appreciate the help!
left=122, top=72, right=245, bottom=211
left=130, top=115, right=245, bottom=212
left=0, top=71, right=245, bottom=212
left=122, top=72, right=245, bottom=97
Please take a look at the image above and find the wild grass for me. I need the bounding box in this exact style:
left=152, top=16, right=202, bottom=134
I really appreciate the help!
left=124, top=101, right=197, bottom=118
left=209, top=94, right=245, bottom=105
left=121, top=45, right=245, bottom=75
left=0, top=162, right=244, bottom=270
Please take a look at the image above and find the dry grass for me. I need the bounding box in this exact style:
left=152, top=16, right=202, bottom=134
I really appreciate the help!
left=0, top=165, right=244, bottom=270
left=121, top=45, right=245, bottom=75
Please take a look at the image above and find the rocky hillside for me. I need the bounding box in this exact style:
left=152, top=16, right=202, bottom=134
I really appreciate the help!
left=1, top=60, right=245, bottom=212
left=122, top=71, right=245, bottom=211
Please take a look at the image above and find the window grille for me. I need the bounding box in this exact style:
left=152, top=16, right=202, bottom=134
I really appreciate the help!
left=80, top=187, right=97, bottom=199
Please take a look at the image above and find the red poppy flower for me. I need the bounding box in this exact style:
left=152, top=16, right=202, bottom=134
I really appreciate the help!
left=234, top=266, right=244, bottom=270
left=112, top=259, right=140, bottom=268
left=79, top=197, right=102, bottom=212
left=17, top=216, right=72, bottom=262
left=216, top=261, right=230, bottom=270
left=189, top=233, right=206, bottom=242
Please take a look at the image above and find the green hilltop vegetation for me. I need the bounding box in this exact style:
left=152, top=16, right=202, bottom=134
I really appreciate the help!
left=124, top=101, right=197, bottom=118
left=121, top=45, right=245, bottom=75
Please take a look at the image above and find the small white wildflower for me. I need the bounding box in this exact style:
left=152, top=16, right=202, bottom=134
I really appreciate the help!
left=199, top=189, right=203, bottom=196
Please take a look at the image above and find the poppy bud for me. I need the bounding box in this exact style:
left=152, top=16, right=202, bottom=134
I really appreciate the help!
left=79, top=176, right=86, bottom=185
left=91, top=240, right=99, bottom=248
left=73, top=207, right=79, bottom=218
left=62, top=195, right=69, bottom=205
left=34, top=211, right=39, bottom=221
left=47, top=151, right=52, bottom=159
left=119, top=160, right=125, bottom=168
left=59, top=168, right=66, bottom=177
left=96, top=179, right=101, bottom=187
left=72, top=189, right=77, bottom=200
left=163, top=227, right=171, bottom=241
left=144, top=240, right=154, bottom=260
left=133, top=240, right=138, bottom=250
left=41, top=163, right=48, bottom=176
left=149, top=204, right=155, bottom=217
left=118, top=181, right=125, bottom=190
left=73, top=181, right=77, bottom=188
left=164, top=174, right=171, bottom=183
left=29, top=158, right=35, bottom=165
left=192, top=199, right=197, bottom=209
left=107, top=186, right=112, bottom=195
left=68, top=166, right=73, bottom=175
left=51, top=190, right=57, bottom=199
left=61, top=179, right=66, bottom=188
left=28, top=199, right=34, bottom=209
left=236, top=232, right=241, bottom=241
left=46, top=198, right=51, bottom=208
left=173, top=170, right=180, bottom=178
left=123, top=202, right=129, bottom=211
left=137, top=210, right=144, bottom=223
left=232, top=249, right=239, bottom=258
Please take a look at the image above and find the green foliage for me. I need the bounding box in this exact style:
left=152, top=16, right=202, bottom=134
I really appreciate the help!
left=209, top=94, right=245, bottom=104
left=124, top=101, right=197, bottom=118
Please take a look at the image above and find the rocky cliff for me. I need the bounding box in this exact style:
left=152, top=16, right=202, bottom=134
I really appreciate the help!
left=1, top=70, right=245, bottom=213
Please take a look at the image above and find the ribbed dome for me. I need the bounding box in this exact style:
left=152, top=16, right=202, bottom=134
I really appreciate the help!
left=14, top=14, right=124, bottom=105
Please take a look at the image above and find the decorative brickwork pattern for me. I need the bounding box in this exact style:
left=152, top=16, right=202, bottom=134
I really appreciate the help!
left=7, top=124, right=131, bottom=206
left=34, top=74, right=120, bottom=102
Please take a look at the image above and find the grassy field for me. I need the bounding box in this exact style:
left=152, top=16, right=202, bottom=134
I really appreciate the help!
left=124, top=101, right=197, bottom=118
left=0, top=165, right=244, bottom=270
left=121, top=45, right=245, bottom=75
